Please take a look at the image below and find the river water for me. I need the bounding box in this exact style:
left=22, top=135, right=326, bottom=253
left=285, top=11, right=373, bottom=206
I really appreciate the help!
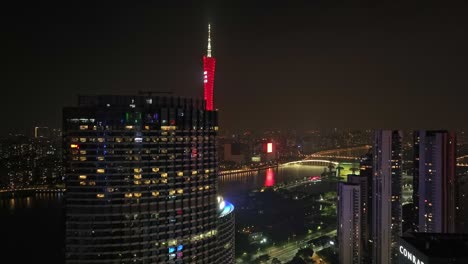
left=0, top=164, right=331, bottom=263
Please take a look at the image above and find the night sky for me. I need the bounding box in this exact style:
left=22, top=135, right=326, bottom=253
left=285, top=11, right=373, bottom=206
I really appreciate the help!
left=3, top=1, right=468, bottom=136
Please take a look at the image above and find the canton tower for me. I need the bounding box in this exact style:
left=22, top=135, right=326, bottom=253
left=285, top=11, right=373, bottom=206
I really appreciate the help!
left=203, top=24, right=216, bottom=110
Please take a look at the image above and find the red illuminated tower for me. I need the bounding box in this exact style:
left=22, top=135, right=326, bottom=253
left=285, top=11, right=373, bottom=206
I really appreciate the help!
left=203, top=24, right=216, bottom=110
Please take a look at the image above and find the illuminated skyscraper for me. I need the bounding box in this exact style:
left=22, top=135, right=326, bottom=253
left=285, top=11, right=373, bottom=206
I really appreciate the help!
left=63, top=95, right=219, bottom=263
left=372, top=130, right=402, bottom=264
left=413, top=130, right=457, bottom=233
left=203, top=24, right=216, bottom=111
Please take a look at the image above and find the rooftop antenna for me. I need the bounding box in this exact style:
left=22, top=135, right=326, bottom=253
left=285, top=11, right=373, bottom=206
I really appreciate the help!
left=207, top=24, right=212, bottom=57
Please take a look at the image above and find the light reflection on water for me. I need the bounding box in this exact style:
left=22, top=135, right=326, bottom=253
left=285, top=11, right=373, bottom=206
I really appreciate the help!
left=219, top=164, right=331, bottom=199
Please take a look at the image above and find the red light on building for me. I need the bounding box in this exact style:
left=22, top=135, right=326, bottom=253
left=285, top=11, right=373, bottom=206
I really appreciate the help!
left=267, top=143, right=273, bottom=153
left=203, top=56, right=216, bottom=110
left=202, top=24, right=216, bottom=111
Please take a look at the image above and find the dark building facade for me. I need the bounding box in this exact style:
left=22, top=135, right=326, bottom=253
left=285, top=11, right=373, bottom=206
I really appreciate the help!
left=372, top=130, right=402, bottom=264
left=216, top=196, right=235, bottom=264
left=413, top=130, right=457, bottom=233
left=63, top=95, right=220, bottom=263
left=398, top=233, right=468, bottom=264
left=338, top=182, right=361, bottom=264
left=360, top=149, right=373, bottom=264
left=348, top=174, right=369, bottom=264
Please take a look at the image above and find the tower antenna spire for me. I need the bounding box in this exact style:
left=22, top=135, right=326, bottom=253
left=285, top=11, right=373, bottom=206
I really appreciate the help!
left=207, top=24, right=212, bottom=57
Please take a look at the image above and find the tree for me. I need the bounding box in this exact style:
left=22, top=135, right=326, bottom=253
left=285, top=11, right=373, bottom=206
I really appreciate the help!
left=296, top=247, right=314, bottom=262
left=271, top=258, right=282, bottom=264
left=288, top=256, right=306, bottom=264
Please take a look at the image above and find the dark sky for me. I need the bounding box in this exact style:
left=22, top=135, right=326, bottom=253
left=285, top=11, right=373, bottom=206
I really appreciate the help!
left=3, top=1, right=468, bottom=136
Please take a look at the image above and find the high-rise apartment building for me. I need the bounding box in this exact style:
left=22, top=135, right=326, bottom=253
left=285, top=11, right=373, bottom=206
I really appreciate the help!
left=413, top=130, right=457, bottom=233
left=63, top=95, right=221, bottom=263
left=348, top=174, right=369, bottom=264
left=338, top=182, right=361, bottom=264
left=372, top=130, right=402, bottom=264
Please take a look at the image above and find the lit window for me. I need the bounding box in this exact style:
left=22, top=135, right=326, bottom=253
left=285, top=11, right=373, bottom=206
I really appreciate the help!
left=161, top=178, right=168, bottom=184
left=152, top=168, right=159, bottom=172
left=161, top=173, right=168, bottom=178
left=204, top=169, right=210, bottom=173
left=177, top=172, right=183, bottom=177
left=133, top=192, right=142, bottom=198
left=134, top=174, right=142, bottom=179
left=70, top=144, right=79, bottom=149
left=144, top=125, right=150, bottom=130
left=152, top=191, right=160, bottom=197
left=192, top=171, right=197, bottom=175
left=107, top=188, right=114, bottom=192
left=97, top=156, right=104, bottom=161
left=79, top=181, right=86, bottom=186
left=88, top=181, right=96, bottom=186
left=79, top=175, right=87, bottom=180
left=97, top=138, right=105, bottom=143
left=198, top=186, right=204, bottom=191
left=125, top=193, right=133, bottom=198
left=134, top=168, right=142, bottom=173
left=79, top=125, right=88, bottom=130
left=125, top=125, right=134, bottom=129
left=151, top=179, right=159, bottom=184
left=96, top=193, right=105, bottom=198
left=169, top=190, right=176, bottom=195
left=80, top=150, right=86, bottom=155
left=79, top=138, right=87, bottom=142
left=97, top=169, right=105, bottom=173
left=204, top=185, right=210, bottom=190
left=79, top=157, right=87, bottom=161
left=144, top=180, right=151, bottom=184
left=177, top=189, right=184, bottom=194
left=71, top=138, right=79, bottom=142
left=115, top=138, right=122, bottom=143
left=134, top=180, right=141, bottom=185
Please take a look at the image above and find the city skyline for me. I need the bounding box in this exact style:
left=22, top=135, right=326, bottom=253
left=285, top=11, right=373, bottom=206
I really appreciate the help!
left=4, top=1, right=468, bottom=136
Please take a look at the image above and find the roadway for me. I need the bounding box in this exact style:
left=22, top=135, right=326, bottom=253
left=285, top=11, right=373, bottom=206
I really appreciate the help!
left=238, top=229, right=336, bottom=263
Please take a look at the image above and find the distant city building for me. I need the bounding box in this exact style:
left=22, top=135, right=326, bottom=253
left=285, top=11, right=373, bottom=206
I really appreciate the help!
left=34, top=126, right=51, bottom=138
left=372, top=130, right=402, bottom=264
left=217, top=196, right=235, bottom=264
left=223, top=143, right=247, bottom=164
left=413, top=130, right=457, bottom=233
left=338, top=182, right=361, bottom=264
left=63, top=95, right=221, bottom=263
left=398, top=233, right=468, bottom=264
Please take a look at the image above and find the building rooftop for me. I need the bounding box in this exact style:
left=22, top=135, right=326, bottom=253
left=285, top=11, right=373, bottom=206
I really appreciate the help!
left=401, top=233, right=468, bottom=258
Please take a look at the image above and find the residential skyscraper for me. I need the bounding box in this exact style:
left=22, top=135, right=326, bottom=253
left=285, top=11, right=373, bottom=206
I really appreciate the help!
left=338, top=182, right=361, bottom=264
left=359, top=149, right=373, bottom=264
left=63, top=95, right=220, bottom=263
left=372, top=130, right=402, bottom=264
left=203, top=24, right=216, bottom=111
left=413, top=130, right=457, bottom=233
left=348, top=174, right=369, bottom=264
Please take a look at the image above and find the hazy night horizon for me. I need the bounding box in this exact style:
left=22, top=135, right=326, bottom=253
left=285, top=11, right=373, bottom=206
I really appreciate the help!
left=3, top=1, right=468, bottom=136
